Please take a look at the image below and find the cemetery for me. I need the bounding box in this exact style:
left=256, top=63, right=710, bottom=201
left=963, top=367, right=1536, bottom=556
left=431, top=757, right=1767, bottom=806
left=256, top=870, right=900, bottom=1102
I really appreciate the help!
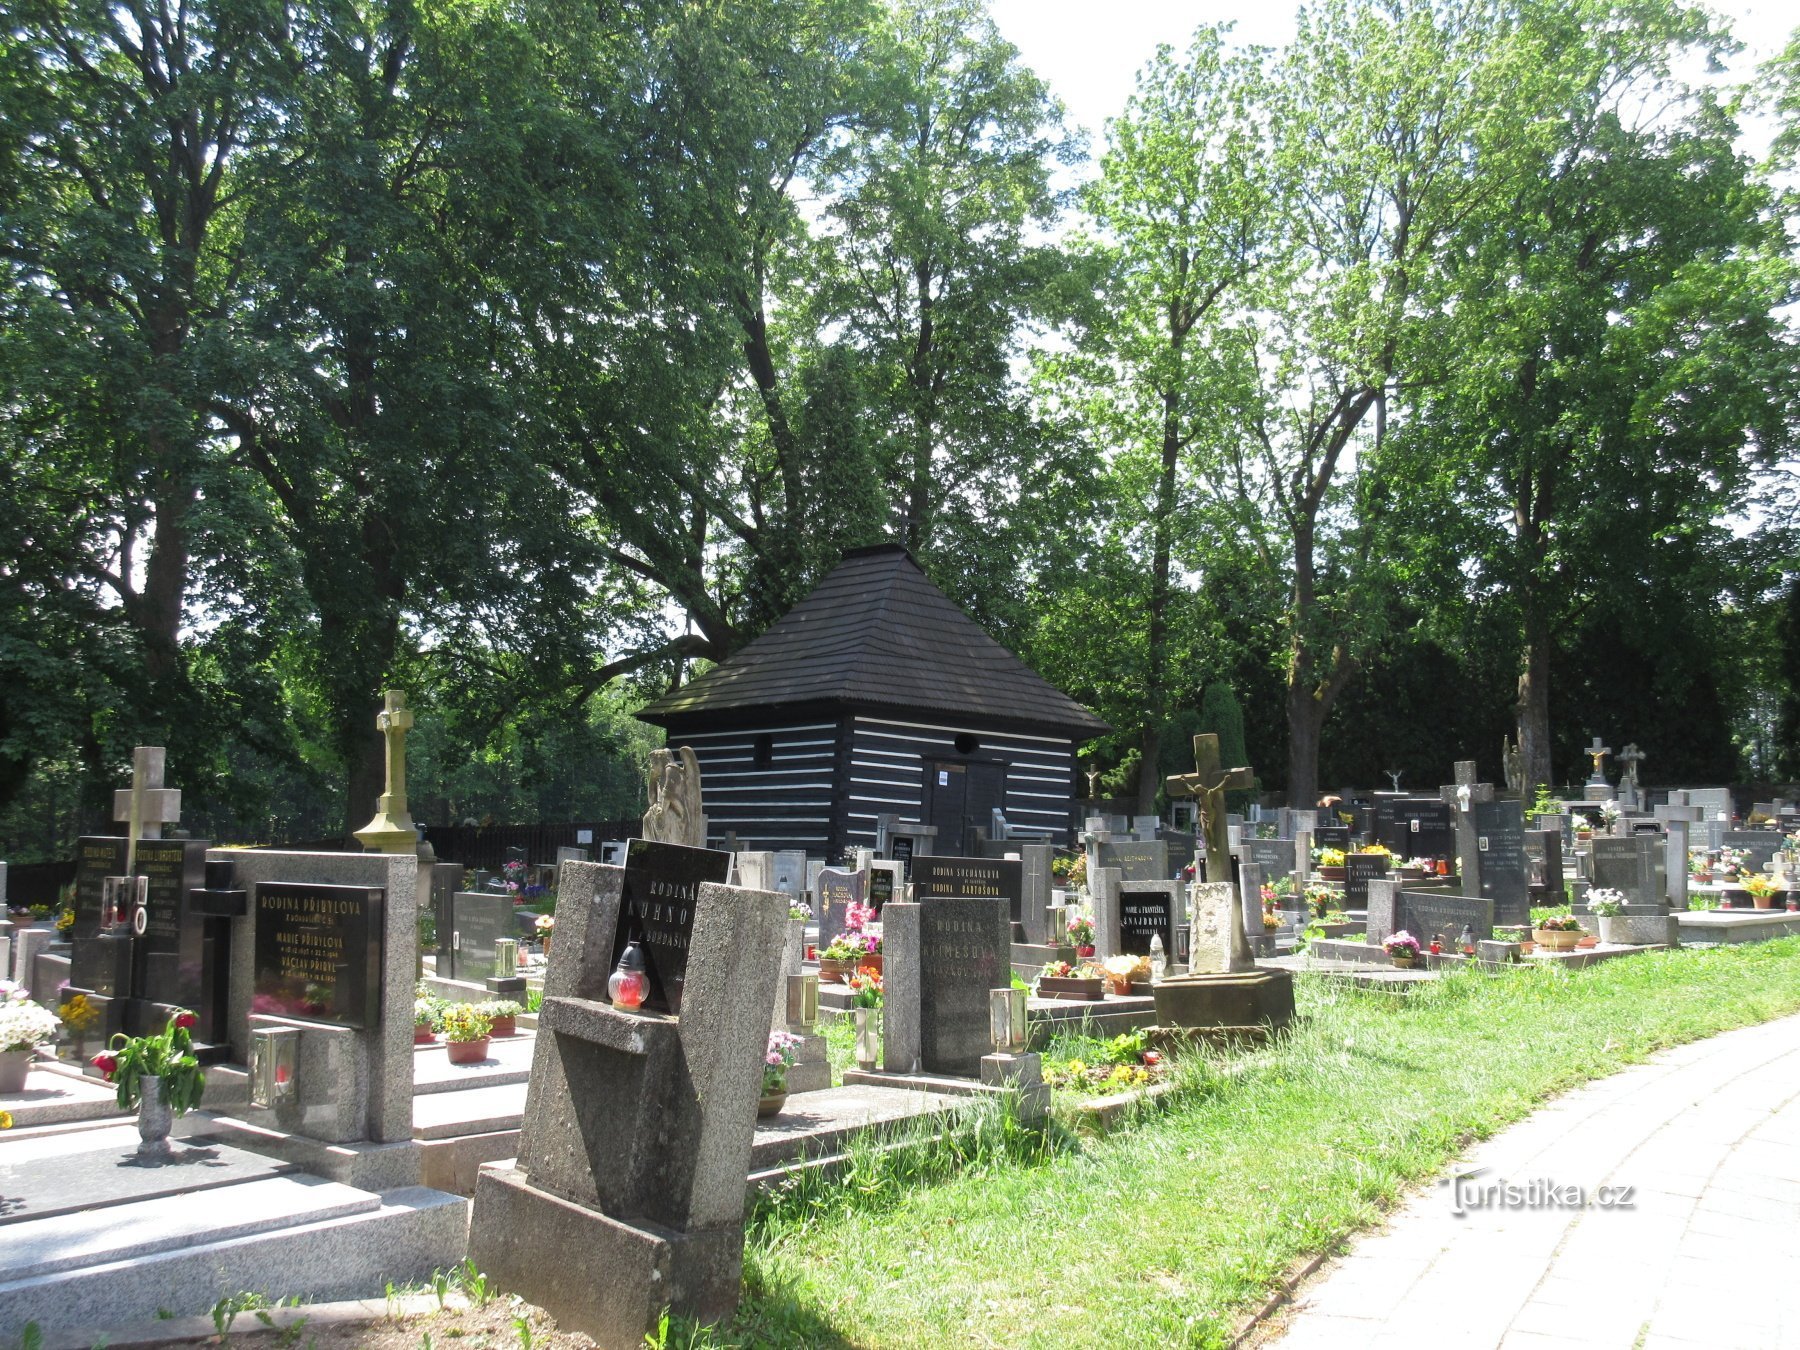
left=4, top=0, right=1800, bottom=1344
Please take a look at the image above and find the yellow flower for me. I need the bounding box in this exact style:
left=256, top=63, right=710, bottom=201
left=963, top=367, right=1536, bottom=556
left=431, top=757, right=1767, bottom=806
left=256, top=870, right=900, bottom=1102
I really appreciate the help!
left=0, top=1110, right=12, bottom=1129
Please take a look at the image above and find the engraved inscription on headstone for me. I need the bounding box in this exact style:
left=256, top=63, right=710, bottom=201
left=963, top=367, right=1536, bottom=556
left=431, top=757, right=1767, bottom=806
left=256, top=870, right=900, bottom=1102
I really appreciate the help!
left=1118, top=886, right=1177, bottom=959
left=449, top=891, right=515, bottom=982
left=911, top=857, right=1023, bottom=924
left=1312, top=824, right=1351, bottom=853
left=252, top=881, right=385, bottom=1028
left=868, top=867, right=896, bottom=913
left=611, top=838, right=733, bottom=1015
left=1397, top=891, right=1493, bottom=949
left=131, top=838, right=207, bottom=1009
left=1095, top=840, right=1170, bottom=883
left=1343, top=853, right=1389, bottom=909
left=73, top=836, right=128, bottom=934
left=1471, top=800, right=1530, bottom=926
left=916, top=898, right=1011, bottom=1076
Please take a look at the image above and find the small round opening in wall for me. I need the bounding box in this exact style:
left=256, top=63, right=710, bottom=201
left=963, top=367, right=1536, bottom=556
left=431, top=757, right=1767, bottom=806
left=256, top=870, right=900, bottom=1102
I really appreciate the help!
left=954, top=733, right=980, bottom=755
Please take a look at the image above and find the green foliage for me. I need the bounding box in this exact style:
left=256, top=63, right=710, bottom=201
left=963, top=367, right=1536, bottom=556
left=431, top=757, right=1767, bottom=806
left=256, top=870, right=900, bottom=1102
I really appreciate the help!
left=103, top=1012, right=205, bottom=1116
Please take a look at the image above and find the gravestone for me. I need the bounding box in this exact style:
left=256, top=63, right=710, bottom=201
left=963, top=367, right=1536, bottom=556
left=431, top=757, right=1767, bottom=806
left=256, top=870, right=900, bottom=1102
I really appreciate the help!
left=770, top=850, right=807, bottom=898
left=1095, top=839, right=1170, bottom=883
left=913, top=897, right=1011, bottom=1076
left=1312, top=824, right=1351, bottom=854
left=467, top=857, right=787, bottom=1344
left=1590, top=837, right=1667, bottom=906
left=1472, top=800, right=1530, bottom=927
left=1377, top=800, right=1455, bottom=862
left=446, top=891, right=516, bottom=982
left=1243, top=838, right=1297, bottom=881
left=71, top=836, right=129, bottom=935
left=867, top=860, right=901, bottom=913
left=610, top=839, right=733, bottom=1015
left=814, top=866, right=867, bottom=954
left=129, top=836, right=209, bottom=1017
left=1524, top=829, right=1564, bottom=906
left=1116, top=882, right=1182, bottom=961
left=1720, top=830, right=1779, bottom=872
left=1364, top=882, right=1494, bottom=949
left=911, top=857, right=1023, bottom=927
left=252, top=881, right=385, bottom=1028
left=1017, top=843, right=1053, bottom=945
left=1343, top=853, right=1389, bottom=909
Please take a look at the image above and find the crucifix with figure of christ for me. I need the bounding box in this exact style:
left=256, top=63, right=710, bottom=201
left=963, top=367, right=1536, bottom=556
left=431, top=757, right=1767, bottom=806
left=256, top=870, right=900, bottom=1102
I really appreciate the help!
left=1165, top=734, right=1254, bottom=885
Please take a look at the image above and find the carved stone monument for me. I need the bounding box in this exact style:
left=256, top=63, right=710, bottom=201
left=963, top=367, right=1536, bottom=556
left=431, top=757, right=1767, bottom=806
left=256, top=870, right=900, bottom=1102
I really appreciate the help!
left=1165, top=734, right=1254, bottom=885
left=354, top=691, right=420, bottom=855
left=642, top=745, right=705, bottom=848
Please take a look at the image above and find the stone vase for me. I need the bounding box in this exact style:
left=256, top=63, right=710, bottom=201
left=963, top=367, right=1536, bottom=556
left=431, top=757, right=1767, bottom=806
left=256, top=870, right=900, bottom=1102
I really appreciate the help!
left=854, top=1008, right=879, bottom=1071
left=136, top=1074, right=174, bottom=1161
left=0, top=1048, right=32, bottom=1095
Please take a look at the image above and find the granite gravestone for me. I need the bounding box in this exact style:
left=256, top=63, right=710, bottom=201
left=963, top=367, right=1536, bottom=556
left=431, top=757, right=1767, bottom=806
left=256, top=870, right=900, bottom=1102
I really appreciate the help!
left=1720, top=830, right=1780, bottom=872
left=130, top=837, right=208, bottom=1013
left=611, top=839, right=733, bottom=1015
left=1313, top=824, right=1351, bottom=854
left=1590, top=837, right=1667, bottom=906
left=1118, top=884, right=1179, bottom=960
left=1095, top=840, right=1170, bottom=883
left=1343, top=853, right=1389, bottom=909
left=1244, top=838, right=1297, bottom=881
left=911, top=857, right=1023, bottom=925
left=814, top=866, right=867, bottom=953
left=1524, top=829, right=1564, bottom=906
left=467, top=859, right=787, bottom=1344
left=71, top=836, right=128, bottom=935
left=448, top=890, right=516, bottom=982
left=1472, top=800, right=1530, bottom=926
left=867, top=864, right=898, bottom=914
left=1378, top=801, right=1455, bottom=862
left=251, top=881, right=385, bottom=1028
left=914, top=897, right=1011, bottom=1076
left=1399, top=892, right=1493, bottom=949
left=428, top=861, right=462, bottom=962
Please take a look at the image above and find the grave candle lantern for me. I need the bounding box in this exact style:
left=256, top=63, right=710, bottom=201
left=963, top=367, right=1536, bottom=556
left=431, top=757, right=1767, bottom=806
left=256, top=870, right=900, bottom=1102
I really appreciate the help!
left=608, top=941, right=648, bottom=1011
left=989, top=987, right=1028, bottom=1055
left=494, top=937, right=518, bottom=980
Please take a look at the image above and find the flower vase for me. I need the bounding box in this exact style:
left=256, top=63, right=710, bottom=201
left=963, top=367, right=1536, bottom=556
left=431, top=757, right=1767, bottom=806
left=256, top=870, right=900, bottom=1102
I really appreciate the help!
left=136, top=1074, right=174, bottom=1161
left=854, top=1007, right=879, bottom=1071
left=0, top=1049, right=32, bottom=1095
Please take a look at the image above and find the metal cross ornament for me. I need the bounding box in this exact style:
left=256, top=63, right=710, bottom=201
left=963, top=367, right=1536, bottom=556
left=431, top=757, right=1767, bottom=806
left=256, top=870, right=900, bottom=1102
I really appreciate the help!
left=1165, top=734, right=1254, bottom=883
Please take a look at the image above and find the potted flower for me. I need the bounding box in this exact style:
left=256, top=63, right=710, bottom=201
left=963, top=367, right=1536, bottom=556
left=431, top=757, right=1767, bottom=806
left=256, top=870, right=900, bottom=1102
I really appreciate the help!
left=1533, top=914, right=1584, bottom=951
left=1356, top=843, right=1393, bottom=859
left=534, top=912, right=554, bottom=960
left=1304, top=883, right=1336, bottom=918
left=478, top=999, right=522, bottom=1037
left=441, top=1003, right=493, bottom=1065
left=819, top=928, right=881, bottom=984
left=1066, top=914, right=1096, bottom=957
left=1037, top=960, right=1106, bottom=1001
left=761, top=1029, right=803, bottom=1116
left=1382, top=931, right=1421, bottom=968
left=1741, top=873, right=1783, bottom=910
left=1102, top=954, right=1151, bottom=996
left=58, top=991, right=101, bottom=1060
left=1, top=980, right=61, bottom=1094
left=413, top=995, right=444, bottom=1045
left=1315, top=848, right=1347, bottom=881
left=91, top=1009, right=205, bottom=1159
left=1051, top=854, right=1086, bottom=893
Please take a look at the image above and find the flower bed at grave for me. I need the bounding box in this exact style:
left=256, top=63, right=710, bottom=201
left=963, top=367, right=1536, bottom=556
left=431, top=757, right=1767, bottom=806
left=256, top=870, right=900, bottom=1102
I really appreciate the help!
left=1041, top=1028, right=1166, bottom=1096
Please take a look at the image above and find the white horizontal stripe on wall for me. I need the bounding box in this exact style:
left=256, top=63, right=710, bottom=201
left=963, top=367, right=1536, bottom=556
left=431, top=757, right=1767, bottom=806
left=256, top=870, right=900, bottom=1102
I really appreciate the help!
left=703, top=784, right=833, bottom=794
left=856, top=716, right=1072, bottom=746
left=674, top=723, right=836, bottom=740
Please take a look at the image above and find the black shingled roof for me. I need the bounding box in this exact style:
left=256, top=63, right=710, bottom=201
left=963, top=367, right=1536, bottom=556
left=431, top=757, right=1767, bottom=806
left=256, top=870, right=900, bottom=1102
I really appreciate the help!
left=637, top=544, right=1109, bottom=737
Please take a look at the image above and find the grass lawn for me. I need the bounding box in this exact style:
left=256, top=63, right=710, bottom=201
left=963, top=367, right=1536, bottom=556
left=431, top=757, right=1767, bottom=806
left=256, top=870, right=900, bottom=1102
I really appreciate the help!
left=699, top=938, right=1800, bottom=1349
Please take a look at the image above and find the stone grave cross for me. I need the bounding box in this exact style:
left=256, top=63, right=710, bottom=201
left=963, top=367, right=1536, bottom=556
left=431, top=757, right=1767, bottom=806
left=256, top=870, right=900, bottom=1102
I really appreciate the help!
left=1618, top=743, right=1644, bottom=795
left=113, top=746, right=181, bottom=879
left=1166, top=734, right=1254, bottom=885
left=354, top=689, right=420, bottom=854
left=1439, top=760, right=1494, bottom=892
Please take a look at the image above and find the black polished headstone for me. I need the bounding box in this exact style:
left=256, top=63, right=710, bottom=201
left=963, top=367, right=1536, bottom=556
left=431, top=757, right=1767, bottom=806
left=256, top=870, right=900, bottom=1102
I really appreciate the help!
left=1343, top=853, right=1390, bottom=909
left=1377, top=801, right=1455, bottom=861
left=1313, top=824, right=1351, bottom=853
left=911, top=857, right=1024, bottom=925
left=868, top=868, right=895, bottom=914
left=916, top=897, right=1010, bottom=1076
left=1472, top=800, right=1529, bottom=926
left=611, top=838, right=732, bottom=1015
left=72, top=837, right=128, bottom=935
left=131, top=838, right=208, bottom=1012
left=1118, top=886, right=1177, bottom=958
left=1590, top=837, right=1667, bottom=906
left=252, top=881, right=385, bottom=1028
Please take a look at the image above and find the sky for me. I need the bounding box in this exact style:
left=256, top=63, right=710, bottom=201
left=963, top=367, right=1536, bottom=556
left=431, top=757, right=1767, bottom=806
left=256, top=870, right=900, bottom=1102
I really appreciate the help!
left=988, top=0, right=1796, bottom=155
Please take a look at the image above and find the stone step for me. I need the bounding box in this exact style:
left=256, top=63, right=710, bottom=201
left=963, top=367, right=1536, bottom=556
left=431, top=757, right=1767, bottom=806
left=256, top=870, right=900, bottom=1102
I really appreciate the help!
left=412, top=1081, right=527, bottom=1140
left=0, top=1184, right=468, bottom=1331
left=411, top=1032, right=534, bottom=1096
left=0, top=1174, right=379, bottom=1283
left=749, top=1083, right=970, bottom=1171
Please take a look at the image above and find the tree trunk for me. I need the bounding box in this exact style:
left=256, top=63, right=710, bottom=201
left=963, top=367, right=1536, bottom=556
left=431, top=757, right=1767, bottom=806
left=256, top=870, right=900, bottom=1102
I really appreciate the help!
left=341, top=692, right=386, bottom=840
left=1136, top=385, right=1183, bottom=818
left=1517, top=601, right=1554, bottom=793
left=1286, top=676, right=1323, bottom=809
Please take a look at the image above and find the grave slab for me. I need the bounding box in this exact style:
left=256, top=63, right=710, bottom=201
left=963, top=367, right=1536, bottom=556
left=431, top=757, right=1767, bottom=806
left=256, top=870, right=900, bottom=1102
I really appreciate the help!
left=0, top=1132, right=296, bottom=1227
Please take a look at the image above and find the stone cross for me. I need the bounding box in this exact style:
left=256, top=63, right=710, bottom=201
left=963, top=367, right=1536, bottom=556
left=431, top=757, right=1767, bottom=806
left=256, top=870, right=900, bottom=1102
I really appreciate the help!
left=1166, top=734, right=1254, bottom=886
left=1585, top=737, right=1611, bottom=781
left=354, top=690, right=421, bottom=854
left=1618, top=744, right=1644, bottom=791
left=113, top=745, right=181, bottom=876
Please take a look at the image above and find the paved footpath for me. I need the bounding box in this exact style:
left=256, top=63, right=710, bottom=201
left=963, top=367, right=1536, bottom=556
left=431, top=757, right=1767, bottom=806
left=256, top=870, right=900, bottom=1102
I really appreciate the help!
left=1274, top=1012, right=1800, bottom=1349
